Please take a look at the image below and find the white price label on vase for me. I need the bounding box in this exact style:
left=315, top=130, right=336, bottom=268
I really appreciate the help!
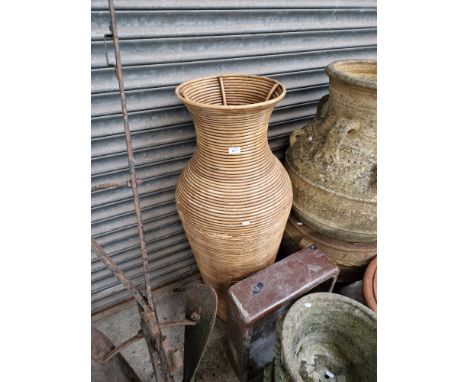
left=228, top=147, right=241, bottom=155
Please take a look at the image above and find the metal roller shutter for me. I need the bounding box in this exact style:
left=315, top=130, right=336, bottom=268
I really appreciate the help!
left=91, top=0, right=377, bottom=313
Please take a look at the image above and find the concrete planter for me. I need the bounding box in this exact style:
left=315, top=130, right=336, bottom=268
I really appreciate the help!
left=281, top=212, right=376, bottom=282
left=285, top=60, right=377, bottom=243
left=277, top=293, right=376, bottom=381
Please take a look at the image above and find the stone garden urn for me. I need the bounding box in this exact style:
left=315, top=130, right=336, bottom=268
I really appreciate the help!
left=285, top=60, right=377, bottom=243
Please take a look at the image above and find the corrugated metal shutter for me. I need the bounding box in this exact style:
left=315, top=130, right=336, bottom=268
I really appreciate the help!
left=91, top=0, right=377, bottom=313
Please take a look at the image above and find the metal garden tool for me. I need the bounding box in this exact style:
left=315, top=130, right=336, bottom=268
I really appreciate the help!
left=91, top=0, right=217, bottom=380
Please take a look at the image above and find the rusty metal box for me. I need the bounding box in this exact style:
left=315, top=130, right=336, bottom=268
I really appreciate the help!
left=226, top=246, right=339, bottom=381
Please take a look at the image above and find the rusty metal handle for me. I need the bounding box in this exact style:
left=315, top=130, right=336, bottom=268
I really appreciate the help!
left=94, top=318, right=198, bottom=365
left=316, top=118, right=360, bottom=164
left=94, top=331, right=145, bottom=364
left=91, top=178, right=142, bottom=192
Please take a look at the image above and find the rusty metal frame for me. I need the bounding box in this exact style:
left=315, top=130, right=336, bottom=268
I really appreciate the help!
left=90, top=239, right=199, bottom=369
left=90, top=0, right=187, bottom=380
left=91, top=235, right=200, bottom=380
left=106, top=0, right=153, bottom=315
left=91, top=4, right=219, bottom=382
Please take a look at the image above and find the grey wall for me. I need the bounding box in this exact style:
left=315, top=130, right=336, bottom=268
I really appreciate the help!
left=91, top=0, right=377, bottom=313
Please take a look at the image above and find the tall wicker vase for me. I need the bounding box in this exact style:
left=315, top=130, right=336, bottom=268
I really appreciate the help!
left=175, top=75, right=293, bottom=319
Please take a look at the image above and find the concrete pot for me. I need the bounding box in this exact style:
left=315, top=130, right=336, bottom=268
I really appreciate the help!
left=285, top=60, right=377, bottom=243
left=175, top=75, right=293, bottom=320
left=281, top=213, right=376, bottom=282
left=279, top=293, right=376, bottom=382
left=363, top=256, right=377, bottom=312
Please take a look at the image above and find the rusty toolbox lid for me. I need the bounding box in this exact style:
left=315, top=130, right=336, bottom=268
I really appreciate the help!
left=227, top=246, right=339, bottom=325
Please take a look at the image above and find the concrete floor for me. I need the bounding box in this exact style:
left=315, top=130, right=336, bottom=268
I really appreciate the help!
left=92, top=274, right=365, bottom=382
left=92, top=274, right=238, bottom=382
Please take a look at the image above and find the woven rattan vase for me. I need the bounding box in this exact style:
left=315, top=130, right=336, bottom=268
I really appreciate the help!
left=175, top=75, right=293, bottom=319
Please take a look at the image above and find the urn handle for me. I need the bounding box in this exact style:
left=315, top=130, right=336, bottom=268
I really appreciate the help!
left=289, top=95, right=329, bottom=146
left=318, top=118, right=360, bottom=164
left=289, top=127, right=306, bottom=146
left=315, top=94, right=329, bottom=120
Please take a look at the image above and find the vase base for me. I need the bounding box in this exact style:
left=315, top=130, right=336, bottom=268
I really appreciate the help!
left=216, top=293, right=227, bottom=321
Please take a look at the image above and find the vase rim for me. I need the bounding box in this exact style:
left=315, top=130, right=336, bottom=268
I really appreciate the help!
left=326, top=60, right=377, bottom=90
left=175, top=74, right=286, bottom=110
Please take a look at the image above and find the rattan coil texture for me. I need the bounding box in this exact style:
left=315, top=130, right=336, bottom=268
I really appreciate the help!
left=175, top=75, right=293, bottom=319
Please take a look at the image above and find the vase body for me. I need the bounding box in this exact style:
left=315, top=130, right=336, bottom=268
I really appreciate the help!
left=285, top=60, right=377, bottom=243
left=175, top=75, right=293, bottom=319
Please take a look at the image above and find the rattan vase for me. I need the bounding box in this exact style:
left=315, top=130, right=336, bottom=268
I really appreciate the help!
left=175, top=75, right=293, bottom=319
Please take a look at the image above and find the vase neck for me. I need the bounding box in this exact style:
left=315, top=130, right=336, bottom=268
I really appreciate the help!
left=187, top=107, right=276, bottom=176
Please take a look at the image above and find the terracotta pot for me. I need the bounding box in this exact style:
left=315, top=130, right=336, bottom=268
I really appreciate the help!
left=281, top=212, right=376, bottom=282
left=175, top=75, right=293, bottom=320
left=278, top=293, right=376, bottom=382
left=363, top=256, right=377, bottom=312
left=285, top=60, right=377, bottom=243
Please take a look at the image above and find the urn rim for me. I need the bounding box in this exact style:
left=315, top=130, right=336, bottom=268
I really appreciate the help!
left=175, top=73, right=286, bottom=110
left=326, top=59, right=377, bottom=90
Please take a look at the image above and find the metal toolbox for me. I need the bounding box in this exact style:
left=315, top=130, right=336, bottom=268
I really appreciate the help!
left=226, top=246, right=339, bottom=381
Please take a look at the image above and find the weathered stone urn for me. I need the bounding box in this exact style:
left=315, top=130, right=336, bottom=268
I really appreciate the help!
left=285, top=60, right=377, bottom=243
left=275, top=293, right=377, bottom=382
